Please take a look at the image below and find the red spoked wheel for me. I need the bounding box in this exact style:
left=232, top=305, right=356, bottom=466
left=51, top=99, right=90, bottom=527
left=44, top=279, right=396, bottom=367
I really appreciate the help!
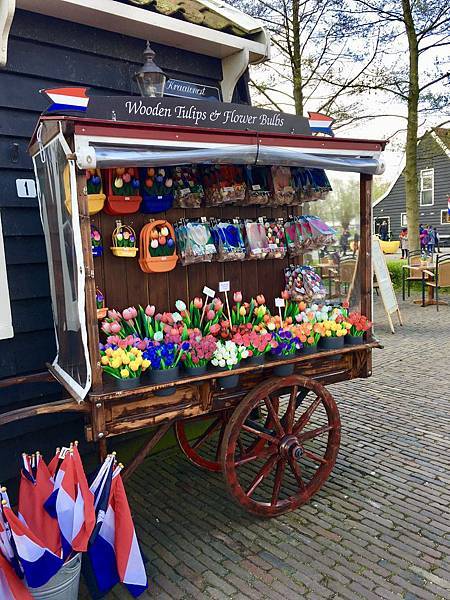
left=220, top=375, right=341, bottom=517
left=175, top=411, right=269, bottom=473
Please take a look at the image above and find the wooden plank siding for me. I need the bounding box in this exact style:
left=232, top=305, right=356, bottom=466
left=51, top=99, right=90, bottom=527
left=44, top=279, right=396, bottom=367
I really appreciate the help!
left=374, top=134, right=450, bottom=242
left=0, top=8, right=252, bottom=482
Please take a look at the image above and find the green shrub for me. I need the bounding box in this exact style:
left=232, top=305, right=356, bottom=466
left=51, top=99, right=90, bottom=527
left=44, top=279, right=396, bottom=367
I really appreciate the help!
left=386, top=259, right=406, bottom=290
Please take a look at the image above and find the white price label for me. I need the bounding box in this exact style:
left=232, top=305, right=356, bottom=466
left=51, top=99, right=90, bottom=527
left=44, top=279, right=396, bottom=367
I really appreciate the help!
left=16, top=179, right=37, bottom=198
left=203, top=286, right=215, bottom=297
left=252, top=184, right=261, bottom=191
left=223, top=186, right=235, bottom=193
left=275, top=297, right=285, bottom=308
left=219, top=281, right=230, bottom=292
left=180, top=187, right=191, bottom=197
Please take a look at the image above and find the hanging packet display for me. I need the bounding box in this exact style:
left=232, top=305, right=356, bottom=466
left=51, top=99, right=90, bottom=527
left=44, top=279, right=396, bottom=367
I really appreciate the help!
left=264, top=218, right=287, bottom=259
left=244, top=166, right=272, bottom=205
left=202, top=165, right=246, bottom=206
left=244, top=220, right=270, bottom=259
left=175, top=221, right=216, bottom=265
left=270, top=166, right=295, bottom=205
left=284, top=265, right=327, bottom=302
left=211, top=221, right=246, bottom=261
left=172, top=166, right=204, bottom=208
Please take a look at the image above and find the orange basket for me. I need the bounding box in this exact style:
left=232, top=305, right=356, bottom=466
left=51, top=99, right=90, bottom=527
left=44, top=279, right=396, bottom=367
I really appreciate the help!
left=139, top=220, right=178, bottom=273
left=104, top=167, right=142, bottom=215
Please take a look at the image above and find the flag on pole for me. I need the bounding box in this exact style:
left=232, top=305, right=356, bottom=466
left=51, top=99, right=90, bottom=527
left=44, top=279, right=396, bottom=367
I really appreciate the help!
left=40, top=87, right=90, bottom=112
left=0, top=488, right=24, bottom=580
left=0, top=553, right=32, bottom=600
left=18, top=453, right=61, bottom=555
left=88, top=463, right=148, bottom=597
left=2, top=506, right=63, bottom=589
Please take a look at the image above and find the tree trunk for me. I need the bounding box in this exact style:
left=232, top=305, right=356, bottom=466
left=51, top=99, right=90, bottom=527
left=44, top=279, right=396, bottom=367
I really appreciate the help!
left=291, top=0, right=303, bottom=115
left=402, top=0, right=419, bottom=252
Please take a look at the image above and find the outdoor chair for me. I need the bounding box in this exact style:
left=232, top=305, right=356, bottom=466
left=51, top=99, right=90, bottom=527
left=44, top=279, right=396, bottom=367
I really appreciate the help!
left=401, top=251, right=422, bottom=301
left=319, top=255, right=339, bottom=298
left=338, top=256, right=357, bottom=296
left=421, top=253, right=450, bottom=311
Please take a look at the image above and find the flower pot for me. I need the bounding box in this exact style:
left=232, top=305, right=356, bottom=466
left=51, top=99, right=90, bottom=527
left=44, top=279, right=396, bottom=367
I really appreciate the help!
left=92, top=245, right=103, bottom=258
left=302, top=344, right=318, bottom=355
left=110, top=246, right=138, bottom=258
left=183, top=364, right=208, bottom=377
left=87, top=193, right=106, bottom=215
left=140, top=192, right=174, bottom=214
left=272, top=361, right=295, bottom=377
left=319, top=336, right=345, bottom=350
left=345, top=334, right=364, bottom=345
left=247, top=354, right=265, bottom=366
left=109, top=375, right=141, bottom=390
left=215, top=365, right=240, bottom=389
left=150, top=366, right=179, bottom=396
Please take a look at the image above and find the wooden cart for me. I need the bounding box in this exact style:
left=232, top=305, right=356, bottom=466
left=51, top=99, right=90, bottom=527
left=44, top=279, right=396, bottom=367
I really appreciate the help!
left=23, top=96, right=385, bottom=517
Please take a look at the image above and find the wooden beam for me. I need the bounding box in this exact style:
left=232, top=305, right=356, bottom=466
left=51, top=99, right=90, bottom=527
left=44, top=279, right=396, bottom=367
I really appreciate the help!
left=0, top=398, right=88, bottom=426
left=359, top=173, right=373, bottom=378
left=0, top=371, right=54, bottom=390
left=122, top=421, right=172, bottom=482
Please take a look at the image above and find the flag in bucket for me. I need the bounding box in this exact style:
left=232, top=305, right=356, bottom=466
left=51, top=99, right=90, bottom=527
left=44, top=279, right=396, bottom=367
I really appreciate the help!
left=18, top=452, right=61, bottom=555
left=0, top=553, right=32, bottom=600
left=88, top=456, right=148, bottom=597
left=1, top=505, right=63, bottom=589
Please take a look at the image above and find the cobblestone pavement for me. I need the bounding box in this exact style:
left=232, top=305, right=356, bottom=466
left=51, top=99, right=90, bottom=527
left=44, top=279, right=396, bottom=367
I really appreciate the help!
left=98, top=296, right=450, bottom=600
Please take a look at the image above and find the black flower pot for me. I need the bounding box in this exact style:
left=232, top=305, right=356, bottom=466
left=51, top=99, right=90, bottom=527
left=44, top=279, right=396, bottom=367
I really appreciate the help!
left=149, top=366, right=179, bottom=396
left=345, top=335, right=364, bottom=345
left=272, top=361, right=295, bottom=377
left=215, top=364, right=240, bottom=389
left=112, top=376, right=141, bottom=390
left=247, top=354, right=265, bottom=366
left=319, top=336, right=345, bottom=350
left=183, top=364, right=208, bottom=377
left=302, top=344, right=318, bottom=355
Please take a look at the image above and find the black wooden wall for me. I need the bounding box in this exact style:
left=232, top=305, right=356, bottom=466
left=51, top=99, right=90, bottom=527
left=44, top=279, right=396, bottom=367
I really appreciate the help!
left=0, top=8, right=249, bottom=483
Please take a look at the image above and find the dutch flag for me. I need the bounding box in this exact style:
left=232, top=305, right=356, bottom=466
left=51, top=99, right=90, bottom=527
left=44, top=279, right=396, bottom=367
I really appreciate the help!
left=45, top=450, right=95, bottom=559
left=308, top=112, right=335, bottom=137
left=2, top=506, right=63, bottom=589
left=18, top=453, right=61, bottom=556
left=41, top=87, right=89, bottom=113
left=88, top=464, right=148, bottom=597
left=0, top=553, right=32, bottom=600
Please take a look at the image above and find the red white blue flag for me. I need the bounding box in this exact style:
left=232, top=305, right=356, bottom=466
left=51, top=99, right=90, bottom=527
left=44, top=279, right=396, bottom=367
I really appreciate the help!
left=18, top=453, right=61, bottom=556
left=308, top=112, right=335, bottom=137
left=0, top=553, right=32, bottom=600
left=88, top=463, right=148, bottom=597
left=2, top=506, right=63, bottom=589
left=41, top=87, right=89, bottom=112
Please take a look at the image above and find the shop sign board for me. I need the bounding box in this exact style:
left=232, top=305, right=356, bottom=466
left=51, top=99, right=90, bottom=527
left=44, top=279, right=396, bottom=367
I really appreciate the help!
left=164, top=79, right=221, bottom=102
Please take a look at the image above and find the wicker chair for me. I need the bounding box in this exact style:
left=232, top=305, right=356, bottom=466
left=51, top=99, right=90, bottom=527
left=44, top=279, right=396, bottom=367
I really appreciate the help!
left=401, top=251, right=423, bottom=301
left=338, top=256, right=357, bottom=296
left=421, top=253, right=450, bottom=310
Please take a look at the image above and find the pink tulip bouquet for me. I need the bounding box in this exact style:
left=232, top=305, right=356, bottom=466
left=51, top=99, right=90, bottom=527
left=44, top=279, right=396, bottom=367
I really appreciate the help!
left=175, top=297, right=223, bottom=335
left=180, top=333, right=217, bottom=368
left=232, top=330, right=274, bottom=357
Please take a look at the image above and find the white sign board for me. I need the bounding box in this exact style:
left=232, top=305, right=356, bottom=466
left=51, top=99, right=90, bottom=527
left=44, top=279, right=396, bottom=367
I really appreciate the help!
left=372, top=235, right=403, bottom=333
left=16, top=179, right=37, bottom=198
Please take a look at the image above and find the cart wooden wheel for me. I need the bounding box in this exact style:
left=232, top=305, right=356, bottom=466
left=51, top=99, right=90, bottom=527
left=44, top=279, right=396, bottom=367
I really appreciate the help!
left=220, top=375, right=341, bottom=517
left=175, top=411, right=268, bottom=473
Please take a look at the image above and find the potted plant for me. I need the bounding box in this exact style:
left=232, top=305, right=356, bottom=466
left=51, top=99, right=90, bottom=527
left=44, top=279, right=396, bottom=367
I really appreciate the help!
left=211, top=340, right=248, bottom=389
left=318, top=319, right=349, bottom=350
left=181, top=333, right=217, bottom=376
left=270, top=329, right=299, bottom=376
left=143, top=335, right=189, bottom=396
left=232, top=329, right=273, bottom=366
left=99, top=344, right=150, bottom=389
left=346, top=312, right=372, bottom=344
left=91, top=223, right=103, bottom=257
left=140, top=168, right=174, bottom=213
left=111, top=223, right=138, bottom=258
left=86, top=168, right=106, bottom=214
left=104, top=167, right=141, bottom=215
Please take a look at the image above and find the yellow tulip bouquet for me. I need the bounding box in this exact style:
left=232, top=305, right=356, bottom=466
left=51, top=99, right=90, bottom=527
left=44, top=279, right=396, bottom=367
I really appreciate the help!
left=100, top=345, right=150, bottom=380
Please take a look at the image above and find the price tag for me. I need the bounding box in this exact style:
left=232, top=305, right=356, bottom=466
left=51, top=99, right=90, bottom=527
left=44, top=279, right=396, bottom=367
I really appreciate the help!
left=16, top=179, right=37, bottom=198
left=275, top=297, right=285, bottom=308
left=252, top=184, right=261, bottom=191
left=219, top=281, right=230, bottom=292
left=158, top=195, right=163, bottom=200
left=223, top=186, right=234, bottom=193
left=180, top=187, right=191, bottom=197
left=203, top=286, right=215, bottom=298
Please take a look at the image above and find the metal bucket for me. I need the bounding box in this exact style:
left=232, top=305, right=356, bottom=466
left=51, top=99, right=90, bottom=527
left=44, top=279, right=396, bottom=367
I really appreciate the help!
left=28, top=553, right=82, bottom=600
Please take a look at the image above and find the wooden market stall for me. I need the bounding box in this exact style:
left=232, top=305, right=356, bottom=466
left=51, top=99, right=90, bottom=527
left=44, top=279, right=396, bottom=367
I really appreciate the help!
left=25, top=92, right=386, bottom=516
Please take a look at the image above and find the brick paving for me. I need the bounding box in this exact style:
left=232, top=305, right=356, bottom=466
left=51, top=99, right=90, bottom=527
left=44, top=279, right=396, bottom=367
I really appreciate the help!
left=89, top=295, right=450, bottom=599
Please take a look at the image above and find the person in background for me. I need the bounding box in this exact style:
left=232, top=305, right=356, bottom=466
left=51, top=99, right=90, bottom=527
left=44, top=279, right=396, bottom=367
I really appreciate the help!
left=399, top=227, right=408, bottom=259
left=427, top=225, right=435, bottom=255
left=379, top=221, right=388, bottom=241
left=434, top=227, right=440, bottom=253
left=352, top=231, right=360, bottom=258
left=420, top=226, right=429, bottom=255
left=340, top=228, right=350, bottom=255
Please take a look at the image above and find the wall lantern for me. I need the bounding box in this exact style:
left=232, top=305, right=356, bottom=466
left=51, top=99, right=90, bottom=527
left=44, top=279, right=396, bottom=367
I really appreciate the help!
left=133, top=41, right=166, bottom=97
